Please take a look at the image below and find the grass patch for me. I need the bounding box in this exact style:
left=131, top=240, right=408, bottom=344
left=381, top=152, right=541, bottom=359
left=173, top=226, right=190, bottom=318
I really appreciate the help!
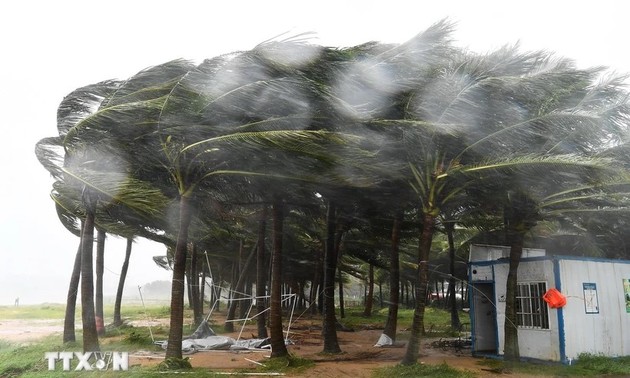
left=478, top=353, right=630, bottom=377
left=99, top=324, right=168, bottom=352
left=0, top=303, right=173, bottom=322
left=254, top=355, right=314, bottom=375
left=0, top=336, right=60, bottom=377
left=570, top=353, right=630, bottom=376
left=341, top=307, right=469, bottom=337
left=373, top=362, right=476, bottom=378
left=0, top=304, right=67, bottom=319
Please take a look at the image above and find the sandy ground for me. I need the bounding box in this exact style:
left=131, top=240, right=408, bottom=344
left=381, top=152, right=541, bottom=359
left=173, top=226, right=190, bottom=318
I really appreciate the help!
left=0, top=318, right=66, bottom=343
left=0, top=317, right=538, bottom=377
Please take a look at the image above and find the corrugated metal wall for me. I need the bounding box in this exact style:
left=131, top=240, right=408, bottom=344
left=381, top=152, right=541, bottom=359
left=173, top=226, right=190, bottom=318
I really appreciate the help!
left=559, top=259, right=630, bottom=359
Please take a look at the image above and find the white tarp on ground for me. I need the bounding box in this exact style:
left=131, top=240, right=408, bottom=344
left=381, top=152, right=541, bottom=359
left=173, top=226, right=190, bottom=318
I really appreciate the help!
left=156, top=335, right=271, bottom=354
left=374, top=333, right=393, bottom=347
left=154, top=320, right=274, bottom=353
left=374, top=333, right=405, bottom=348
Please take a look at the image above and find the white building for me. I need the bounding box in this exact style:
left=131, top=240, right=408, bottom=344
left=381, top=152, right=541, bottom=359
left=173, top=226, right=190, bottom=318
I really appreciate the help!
left=469, top=244, right=630, bottom=363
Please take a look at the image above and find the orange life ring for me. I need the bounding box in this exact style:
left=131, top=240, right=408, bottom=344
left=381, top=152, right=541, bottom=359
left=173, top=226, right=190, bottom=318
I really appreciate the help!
left=543, top=288, right=566, bottom=308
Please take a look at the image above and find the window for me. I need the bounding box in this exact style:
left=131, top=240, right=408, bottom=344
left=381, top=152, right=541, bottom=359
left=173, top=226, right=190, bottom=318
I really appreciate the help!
left=516, top=282, right=549, bottom=329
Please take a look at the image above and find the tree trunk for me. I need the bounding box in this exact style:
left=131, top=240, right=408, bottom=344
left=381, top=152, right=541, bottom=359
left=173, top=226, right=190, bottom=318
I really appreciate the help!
left=186, top=247, right=194, bottom=310
left=81, top=207, right=100, bottom=352
left=256, top=205, right=268, bottom=339
left=322, top=202, right=342, bottom=354
left=378, top=282, right=383, bottom=308
left=310, top=249, right=323, bottom=315
left=224, top=241, right=242, bottom=332
left=335, top=225, right=346, bottom=319
left=190, top=243, right=203, bottom=326
left=240, top=281, right=252, bottom=319
left=200, top=268, right=206, bottom=315
left=363, top=264, right=374, bottom=317
left=63, top=243, right=82, bottom=343
left=402, top=212, right=436, bottom=365
left=503, top=192, right=537, bottom=362
left=504, top=231, right=524, bottom=361
left=113, top=237, right=132, bottom=326
left=404, top=281, right=409, bottom=308
left=383, top=212, right=402, bottom=341
left=225, top=241, right=257, bottom=332
left=269, top=198, right=289, bottom=357
left=445, top=222, right=461, bottom=330
left=95, top=228, right=105, bottom=336
left=337, top=265, right=345, bottom=319
left=166, top=194, right=193, bottom=359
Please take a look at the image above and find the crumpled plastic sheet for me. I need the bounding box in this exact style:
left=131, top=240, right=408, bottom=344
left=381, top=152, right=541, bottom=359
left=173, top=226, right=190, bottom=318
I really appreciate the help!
left=156, top=336, right=272, bottom=354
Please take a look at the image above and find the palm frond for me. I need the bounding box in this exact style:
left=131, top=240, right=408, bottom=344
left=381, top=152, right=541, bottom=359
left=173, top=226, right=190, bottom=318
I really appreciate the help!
left=60, top=167, right=169, bottom=219
left=35, top=136, right=65, bottom=179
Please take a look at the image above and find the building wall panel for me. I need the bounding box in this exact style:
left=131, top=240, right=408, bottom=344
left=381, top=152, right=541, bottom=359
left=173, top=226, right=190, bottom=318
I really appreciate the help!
left=559, top=259, right=630, bottom=359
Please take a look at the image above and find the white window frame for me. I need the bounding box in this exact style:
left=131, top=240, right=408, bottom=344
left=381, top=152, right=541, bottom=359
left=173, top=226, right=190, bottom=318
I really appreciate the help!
left=516, top=281, right=549, bottom=329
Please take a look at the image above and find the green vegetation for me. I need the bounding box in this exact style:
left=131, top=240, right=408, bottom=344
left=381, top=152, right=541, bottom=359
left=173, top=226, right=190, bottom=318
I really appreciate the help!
left=0, top=336, right=53, bottom=377
left=254, top=355, right=314, bottom=375
left=572, top=353, right=630, bottom=376
left=373, top=362, right=476, bottom=378
left=341, top=308, right=469, bottom=337
left=0, top=304, right=68, bottom=320
left=479, top=353, right=630, bottom=377
left=2, top=305, right=630, bottom=377
left=157, top=356, right=192, bottom=370
left=0, top=303, right=172, bottom=322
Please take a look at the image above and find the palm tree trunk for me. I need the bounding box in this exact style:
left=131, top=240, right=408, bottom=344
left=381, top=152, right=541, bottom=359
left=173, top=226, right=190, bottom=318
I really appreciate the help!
left=383, top=212, right=402, bottom=341
left=166, top=194, right=193, bottom=359
left=200, top=268, right=206, bottom=314
left=81, top=208, right=100, bottom=352
left=445, top=222, right=461, bottom=330
left=310, top=249, right=322, bottom=315
left=337, top=264, right=345, bottom=319
left=225, top=241, right=242, bottom=332
left=379, top=282, right=383, bottom=308
left=186, top=249, right=194, bottom=309
left=95, top=228, right=105, bottom=336
left=504, top=231, right=524, bottom=361
left=256, top=205, right=268, bottom=339
left=322, top=201, right=342, bottom=354
left=113, top=237, right=132, bottom=326
left=269, top=198, right=289, bottom=357
left=225, top=241, right=257, bottom=332
left=190, top=243, right=203, bottom=326
left=63, top=243, right=82, bottom=343
left=402, top=212, right=435, bottom=365
left=363, top=263, right=375, bottom=317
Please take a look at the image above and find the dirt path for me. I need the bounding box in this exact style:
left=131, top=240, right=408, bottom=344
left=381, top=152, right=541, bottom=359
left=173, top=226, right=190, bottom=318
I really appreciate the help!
left=0, top=317, right=538, bottom=377
left=0, top=319, right=65, bottom=343
left=130, top=319, right=537, bottom=377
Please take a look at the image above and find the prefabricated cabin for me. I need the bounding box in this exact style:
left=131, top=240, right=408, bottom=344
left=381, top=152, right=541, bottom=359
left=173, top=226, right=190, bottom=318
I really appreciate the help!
left=468, top=244, right=630, bottom=363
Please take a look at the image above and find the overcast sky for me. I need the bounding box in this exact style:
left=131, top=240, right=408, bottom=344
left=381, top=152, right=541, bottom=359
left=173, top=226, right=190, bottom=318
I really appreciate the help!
left=2, top=0, right=630, bottom=305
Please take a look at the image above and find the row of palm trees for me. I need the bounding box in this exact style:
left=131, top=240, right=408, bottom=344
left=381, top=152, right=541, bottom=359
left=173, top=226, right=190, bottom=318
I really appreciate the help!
left=36, top=20, right=630, bottom=365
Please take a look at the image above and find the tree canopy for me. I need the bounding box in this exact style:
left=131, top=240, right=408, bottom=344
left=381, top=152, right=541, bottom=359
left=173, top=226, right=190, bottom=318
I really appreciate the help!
left=36, top=20, right=630, bottom=363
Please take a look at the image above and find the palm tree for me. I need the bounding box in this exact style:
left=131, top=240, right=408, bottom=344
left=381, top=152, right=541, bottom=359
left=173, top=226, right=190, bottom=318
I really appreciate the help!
left=63, top=241, right=82, bottom=343
left=321, top=201, right=342, bottom=353
left=382, top=210, right=403, bottom=342
left=38, top=66, right=182, bottom=341
left=95, top=228, right=106, bottom=336
left=113, top=237, right=133, bottom=326
left=256, top=205, right=269, bottom=338
left=38, top=25, right=630, bottom=364
left=391, top=33, right=630, bottom=362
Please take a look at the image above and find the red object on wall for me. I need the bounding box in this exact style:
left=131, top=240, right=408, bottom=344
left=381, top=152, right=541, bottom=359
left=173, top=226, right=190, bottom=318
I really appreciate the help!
left=543, top=288, right=567, bottom=308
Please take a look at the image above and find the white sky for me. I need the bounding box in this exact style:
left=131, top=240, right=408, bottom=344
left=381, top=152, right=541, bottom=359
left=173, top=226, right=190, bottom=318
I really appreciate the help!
left=2, top=0, right=630, bottom=305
